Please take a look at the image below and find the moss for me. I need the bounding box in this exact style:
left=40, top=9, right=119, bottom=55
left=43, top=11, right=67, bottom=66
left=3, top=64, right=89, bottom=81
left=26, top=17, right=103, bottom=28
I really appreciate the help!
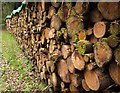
left=76, top=40, right=86, bottom=55
left=70, top=8, right=76, bottom=16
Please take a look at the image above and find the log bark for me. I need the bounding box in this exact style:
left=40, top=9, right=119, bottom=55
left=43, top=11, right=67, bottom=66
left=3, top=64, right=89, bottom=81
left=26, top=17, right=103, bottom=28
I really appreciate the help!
left=74, top=1, right=89, bottom=15
left=107, top=35, right=119, bottom=48
left=98, top=2, right=120, bottom=20
left=48, top=6, right=56, bottom=19
left=109, top=20, right=120, bottom=35
left=70, top=73, right=82, bottom=87
left=94, top=41, right=112, bottom=67
left=66, top=15, right=84, bottom=37
left=82, top=79, right=90, bottom=92
left=50, top=15, right=61, bottom=30
left=109, top=62, right=120, bottom=86
left=86, top=62, right=97, bottom=70
left=57, top=59, right=70, bottom=83
left=69, top=83, right=79, bottom=93
left=61, top=45, right=71, bottom=59
left=78, top=30, right=86, bottom=40
left=66, top=56, right=75, bottom=73
left=90, top=35, right=98, bottom=44
left=90, top=8, right=103, bottom=23
left=114, top=46, right=120, bottom=65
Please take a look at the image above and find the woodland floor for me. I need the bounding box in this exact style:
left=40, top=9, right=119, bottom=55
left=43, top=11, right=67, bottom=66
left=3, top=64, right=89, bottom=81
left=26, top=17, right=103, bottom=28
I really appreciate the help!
left=0, top=31, right=46, bottom=91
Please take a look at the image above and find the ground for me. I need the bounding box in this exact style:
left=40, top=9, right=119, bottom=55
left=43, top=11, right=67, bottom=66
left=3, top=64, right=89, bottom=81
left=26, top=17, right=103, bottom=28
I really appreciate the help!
left=0, top=31, right=46, bottom=91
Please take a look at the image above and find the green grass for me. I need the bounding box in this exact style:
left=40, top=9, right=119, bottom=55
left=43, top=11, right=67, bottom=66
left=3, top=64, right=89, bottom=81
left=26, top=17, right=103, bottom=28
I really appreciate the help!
left=1, top=31, right=46, bottom=91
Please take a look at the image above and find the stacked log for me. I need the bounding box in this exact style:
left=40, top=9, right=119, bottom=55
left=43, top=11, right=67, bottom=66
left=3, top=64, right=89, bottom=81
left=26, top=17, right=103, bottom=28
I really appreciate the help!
left=6, top=1, right=120, bottom=92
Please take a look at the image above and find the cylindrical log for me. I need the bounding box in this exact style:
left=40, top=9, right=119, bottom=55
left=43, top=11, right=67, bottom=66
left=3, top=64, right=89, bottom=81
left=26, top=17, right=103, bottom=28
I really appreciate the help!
left=90, top=8, right=103, bottom=23
left=71, top=51, right=85, bottom=71
left=109, top=62, right=120, bottom=86
left=69, top=83, right=79, bottom=93
left=107, top=35, right=119, bottom=48
left=98, top=2, right=120, bottom=20
left=57, top=59, right=70, bottom=83
left=66, top=56, right=75, bottom=73
left=61, top=45, right=71, bottom=59
left=109, top=20, right=120, bottom=35
left=86, top=62, right=97, bottom=70
left=50, top=15, right=61, bottom=30
left=70, top=73, right=82, bottom=87
left=84, top=69, right=112, bottom=91
left=78, top=30, right=86, bottom=40
left=93, top=22, right=106, bottom=38
left=48, top=6, right=56, bottom=19
left=82, top=79, right=90, bottom=92
left=94, top=41, right=112, bottom=67
left=114, top=46, right=120, bottom=65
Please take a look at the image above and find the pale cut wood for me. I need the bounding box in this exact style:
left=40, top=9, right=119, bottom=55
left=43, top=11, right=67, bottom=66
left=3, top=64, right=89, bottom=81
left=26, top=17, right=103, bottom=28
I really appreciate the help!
left=71, top=51, right=85, bottom=71
left=93, top=22, right=106, bottom=38
left=94, top=41, right=112, bottom=67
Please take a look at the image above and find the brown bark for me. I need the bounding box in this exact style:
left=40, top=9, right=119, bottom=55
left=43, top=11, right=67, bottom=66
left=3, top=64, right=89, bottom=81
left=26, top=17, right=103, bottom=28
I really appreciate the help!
left=69, top=83, right=79, bottom=93
left=66, top=56, right=75, bottom=73
left=86, top=28, right=93, bottom=36
left=50, top=15, right=61, bottom=30
left=98, top=2, right=120, bottom=20
left=57, top=59, right=70, bottom=83
left=48, top=6, right=56, bottom=19
left=109, top=62, right=120, bottom=86
left=70, top=73, right=82, bottom=87
left=114, top=46, right=120, bottom=65
left=86, top=62, right=97, bottom=70
left=66, top=15, right=84, bottom=37
left=90, top=8, right=103, bottom=23
left=74, top=1, right=89, bottom=15
left=82, top=79, right=90, bottom=92
left=94, top=41, right=112, bottom=67
left=90, top=35, right=98, bottom=44
left=61, top=45, right=71, bottom=59
left=109, top=20, right=120, bottom=35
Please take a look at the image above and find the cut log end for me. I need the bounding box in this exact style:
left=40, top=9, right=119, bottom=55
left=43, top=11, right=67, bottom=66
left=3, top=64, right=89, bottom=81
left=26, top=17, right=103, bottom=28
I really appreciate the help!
left=82, top=79, right=90, bottom=91
left=94, top=41, right=112, bottom=67
left=71, top=51, right=85, bottom=71
left=93, top=22, right=106, bottom=38
left=84, top=70, right=100, bottom=91
left=57, top=59, right=70, bottom=83
left=109, top=62, right=120, bottom=85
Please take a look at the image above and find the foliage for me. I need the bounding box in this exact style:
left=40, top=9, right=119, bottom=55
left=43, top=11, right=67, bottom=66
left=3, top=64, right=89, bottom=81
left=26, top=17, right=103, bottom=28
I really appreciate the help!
left=1, top=31, right=46, bottom=91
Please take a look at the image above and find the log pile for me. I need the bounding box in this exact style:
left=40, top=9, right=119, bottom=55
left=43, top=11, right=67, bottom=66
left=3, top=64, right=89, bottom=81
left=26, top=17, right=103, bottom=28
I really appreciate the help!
left=6, top=1, right=120, bottom=92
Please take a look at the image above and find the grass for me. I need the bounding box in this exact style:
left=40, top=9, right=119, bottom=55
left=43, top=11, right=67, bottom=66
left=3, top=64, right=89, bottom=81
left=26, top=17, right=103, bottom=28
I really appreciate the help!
left=1, top=31, right=46, bottom=91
